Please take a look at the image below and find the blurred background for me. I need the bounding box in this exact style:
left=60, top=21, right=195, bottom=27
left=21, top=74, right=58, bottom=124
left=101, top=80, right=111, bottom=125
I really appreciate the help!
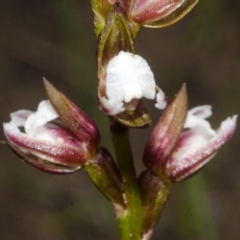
left=0, top=0, right=240, bottom=239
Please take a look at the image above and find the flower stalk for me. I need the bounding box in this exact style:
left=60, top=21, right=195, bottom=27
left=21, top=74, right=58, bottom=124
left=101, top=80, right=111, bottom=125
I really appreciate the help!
left=110, top=119, right=143, bottom=240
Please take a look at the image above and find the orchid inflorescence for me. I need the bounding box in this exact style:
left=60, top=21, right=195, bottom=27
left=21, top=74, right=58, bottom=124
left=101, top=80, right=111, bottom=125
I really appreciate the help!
left=1, top=0, right=237, bottom=240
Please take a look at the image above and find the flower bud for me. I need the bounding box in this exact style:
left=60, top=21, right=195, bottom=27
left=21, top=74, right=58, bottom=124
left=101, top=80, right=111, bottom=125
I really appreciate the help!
left=3, top=80, right=100, bottom=174
left=116, top=0, right=198, bottom=28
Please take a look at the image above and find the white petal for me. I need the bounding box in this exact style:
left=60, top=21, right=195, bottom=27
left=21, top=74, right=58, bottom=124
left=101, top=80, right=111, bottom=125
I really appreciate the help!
left=104, top=51, right=157, bottom=114
left=99, top=96, right=125, bottom=115
left=124, top=85, right=142, bottom=103
left=124, top=99, right=139, bottom=111
left=4, top=121, right=57, bottom=144
left=187, top=105, right=212, bottom=119
left=184, top=105, right=216, bottom=137
left=155, top=90, right=167, bottom=110
left=3, top=121, right=21, bottom=137
left=31, top=124, right=59, bottom=141
left=25, top=100, right=58, bottom=136
left=4, top=103, right=59, bottom=143
left=170, top=127, right=209, bottom=162
left=217, top=115, right=238, bottom=137
left=10, top=110, right=33, bottom=127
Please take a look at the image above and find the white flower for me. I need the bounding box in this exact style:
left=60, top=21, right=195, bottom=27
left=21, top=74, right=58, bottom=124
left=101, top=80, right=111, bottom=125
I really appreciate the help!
left=99, top=51, right=166, bottom=115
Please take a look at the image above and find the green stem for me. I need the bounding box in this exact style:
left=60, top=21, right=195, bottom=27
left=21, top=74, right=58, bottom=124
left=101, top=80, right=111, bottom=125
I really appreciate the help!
left=110, top=120, right=143, bottom=240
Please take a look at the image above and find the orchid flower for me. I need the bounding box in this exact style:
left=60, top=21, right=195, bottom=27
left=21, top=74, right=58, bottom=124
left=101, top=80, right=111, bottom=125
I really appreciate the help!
left=144, top=86, right=237, bottom=182
left=99, top=51, right=166, bottom=115
left=165, top=106, right=237, bottom=181
left=3, top=80, right=101, bottom=174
